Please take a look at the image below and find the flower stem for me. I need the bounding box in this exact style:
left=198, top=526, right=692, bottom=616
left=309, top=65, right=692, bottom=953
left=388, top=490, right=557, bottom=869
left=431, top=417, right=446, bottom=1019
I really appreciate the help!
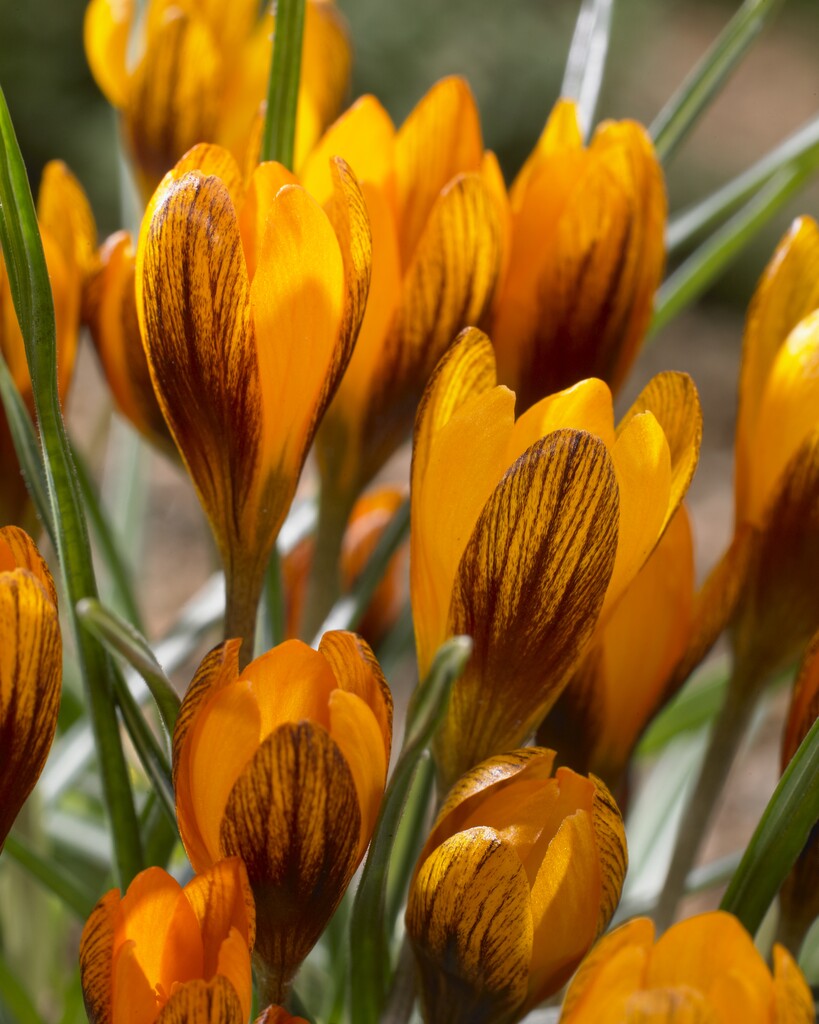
left=300, top=481, right=353, bottom=642
left=653, top=667, right=760, bottom=930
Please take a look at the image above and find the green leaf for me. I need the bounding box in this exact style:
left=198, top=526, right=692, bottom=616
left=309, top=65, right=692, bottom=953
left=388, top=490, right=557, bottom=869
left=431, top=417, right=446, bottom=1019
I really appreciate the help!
left=0, top=955, right=42, bottom=1024
left=650, top=0, right=787, bottom=163
left=668, top=114, right=819, bottom=256
left=77, top=597, right=180, bottom=737
left=637, top=662, right=728, bottom=757
left=561, top=0, right=615, bottom=139
left=720, top=714, right=819, bottom=934
left=261, top=0, right=306, bottom=169
left=255, top=544, right=286, bottom=657
left=652, top=164, right=811, bottom=336
left=349, top=636, right=472, bottom=1024
left=0, top=86, right=143, bottom=886
left=3, top=833, right=96, bottom=919
left=314, top=499, right=410, bottom=644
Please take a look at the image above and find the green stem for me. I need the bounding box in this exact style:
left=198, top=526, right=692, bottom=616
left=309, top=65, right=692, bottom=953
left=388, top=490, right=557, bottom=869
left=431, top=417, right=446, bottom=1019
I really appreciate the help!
left=3, top=834, right=96, bottom=919
left=381, top=937, right=417, bottom=1024
left=386, top=754, right=435, bottom=930
left=261, top=0, right=306, bottom=169
left=301, top=481, right=354, bottom=642
left=650, top=0, right=786, bottom=163
left=654, top=674, right=759, bottom=931
left=0, top=87, right=143, bottom=887
left=651, top=165, right=811, bottom=337
left=256, top=544, right=287, bottom=656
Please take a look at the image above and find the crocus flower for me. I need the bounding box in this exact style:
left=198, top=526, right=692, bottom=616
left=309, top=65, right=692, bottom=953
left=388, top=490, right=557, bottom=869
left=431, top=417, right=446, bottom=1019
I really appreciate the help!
left=79, top=858, right=254, bottom=1024
left=538, top=505, right=694, bottom=786
left=282, top=485, right=407, bottom=644
left=406, top=748, right=627, bottom=1024
left=489, top=99, right=665, bottom=412
left=558, top=912, right=813, bottom=1023
left=172, top=631, right=392, bottom=1003
left=0, top=527, right=61, bottom=849
left=256, top=1011, right=308, bottom=1024
left=411, top=327, right=700, bottom=789
left=136, top=143, right=371, bottom=648
left=300, top=78, right=505, bottom=510
left=1, top=161, right=96, bottom=526
left=84, top=0, right=351, bottom=198
left=778, top=630, right=819, bottom=953
left=729, top=217, right=819, bottom=684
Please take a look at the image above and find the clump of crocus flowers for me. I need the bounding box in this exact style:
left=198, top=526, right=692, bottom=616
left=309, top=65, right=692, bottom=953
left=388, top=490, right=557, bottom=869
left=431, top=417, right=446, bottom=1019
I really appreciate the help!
left=0, top=3, right=818, bottom=1024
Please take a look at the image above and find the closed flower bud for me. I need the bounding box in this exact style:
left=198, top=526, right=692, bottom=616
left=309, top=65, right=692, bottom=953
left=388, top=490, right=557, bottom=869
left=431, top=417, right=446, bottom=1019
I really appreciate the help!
left=559, top=912, right=814, bottom=1023
left=491, top=99, right=666, bottom=411
left=406, top=748, right=627, bottom=1024
left=136, top=144, right=371, bottom=651
left=79, top=858, right=254, bottom=1024
left=0, top=527, right=61, bottom=848
left=172, top=631, right=392, bottom=1003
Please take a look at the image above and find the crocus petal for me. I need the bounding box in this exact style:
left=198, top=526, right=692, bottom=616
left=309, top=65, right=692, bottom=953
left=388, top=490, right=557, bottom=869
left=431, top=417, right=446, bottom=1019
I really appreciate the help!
left=239, top=162, right=299, bottom=281
left=256, top=1009, right=310, bottom=1024
left=0, top=570, right=62, bottom=846
left=137, top=170, right=261, bottom=581
left=219, top=722, right=361, bottom=995
left=183, top=858, right=255, bottom=972
left=735, top=216, right=819, bottom=520
left=782, top=629, right=819, bottom=767
left=510, top=98, right=583, bottom=208
left=395, top=75, right=484, bottom=265
left=0, top=526, right=57, bottom=605
left=240, top=640, right=336, bottom=736
left=623, top=988, right=719, bottom=1022
left=38, top=160, right=98, bottom=285
left=590, top=776, right=629, bottom=935
left=153, top=977, right=245, bottom=1024
left=111, top=940, right=161, bottom=1024
left=213, top=929, right=253, bottom=1024
left=437, top=430, right=619, bottom=787
left=407, top=826, right=533, bottom=1024
left=80, top=890, right=119, bottom=1024
left=508, top=377, right=616, bottom=464
left=83, top=0, right=133, bottom=109
left=772, top=944, right=815, bottom=1024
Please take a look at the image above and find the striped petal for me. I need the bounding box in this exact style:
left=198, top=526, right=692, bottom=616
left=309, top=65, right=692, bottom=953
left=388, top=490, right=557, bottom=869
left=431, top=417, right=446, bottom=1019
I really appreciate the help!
left=436, top=430, right=619, bottom=788
left=79, top=890, right=119, bottom=1024
left=0, top=526, right=57, bottom=606
left=154, top=977, right=245, bottom=1024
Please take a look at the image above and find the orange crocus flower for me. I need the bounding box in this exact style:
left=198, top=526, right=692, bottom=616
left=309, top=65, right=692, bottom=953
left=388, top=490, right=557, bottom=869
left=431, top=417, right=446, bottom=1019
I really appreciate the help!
left=172, top=631, right=392, bottom=1003
left=79, top=858, right=254, bottom=1024
left=729, top=217, right=819, bottom=684
left=84, top=0, right=351, bottom=198
left=136, top=143, right=371, bottom=648
left=0, top=527, right=61, bottom=849
left=558, top=912, right=814, bottom=1023
left=406, top=748, right=627, bottom=1024
left=1, top=161, right=96, bottom=527
left=490, top=99, right=665, bottom=412
left=411, top=327, right=700, bottom=789
left=300, top=78, right=505, bottom=510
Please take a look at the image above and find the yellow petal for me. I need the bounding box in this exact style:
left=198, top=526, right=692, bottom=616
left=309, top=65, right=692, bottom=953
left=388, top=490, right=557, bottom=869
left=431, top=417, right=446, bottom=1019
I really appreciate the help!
left=510, top=98, right=583, bottom=208
left=300, top=94, right=397, bottom=207
left=79, top=889, right=119, bottom=1024
left=508, top=377, right=616, bottom=464
left=153, top=977, right=245, bottom=1024
left=396, top=76, right=484, bottom=266
left=137, top=171, right=260, bottom=576
left=219, top=723, right=362, bottom=996
left=84, top=0, right=134, bottom=109
left=38, top=160, right=98, bottom=283
left=735, top=216, right=819, bottom=520
left=772, top=944, right=815, bottom=1024
left=0, top=570, right=62, bottom=846
left=239, top=162, right=299, bottom=281
left=589, top=775, right=628, bottom=935
left=407, top=826, right=532, bottom=1024
left=0, top=526, right=57, bottom=606
left=604, top=411, right=672, bottom=617
left=750, top=309, right=819, bottom=525
left=436, top=430, right=619, bottom=788
left=623, top=988, right=719, bottom=1023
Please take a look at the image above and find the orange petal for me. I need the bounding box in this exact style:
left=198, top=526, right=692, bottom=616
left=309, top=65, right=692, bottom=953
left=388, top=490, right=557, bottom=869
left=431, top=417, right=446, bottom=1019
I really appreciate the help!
left=395, top=76, right=484, bottom=266
left=239, top=162, right=299, bottom=282
left=783, top=629, right=819, bottom=767
left=79, top=889, right=120, bottom=1024
left=0, top=526, right=57, bottom=606
left=213, top=929, right=253, bottom=1024
left=219, top=723, right=361, bottom=996
left=735, top=216, right=819, bottom=520
left=153, top=977, right=245, bottom=1024
left=510, top=98, right=583, bottom=208
left=772, top=943, right=815, bottom=1024
left=239, top=640, right=336, bottom=737
left=0, top=570, right=62, bottom=846
left=436, top=430, right=619, bottom=788
left=38, top=161, right=98, bottom=285
left=623, top=987, right=720, bottom=1022
left=589, top=776, right=628, bottom=935
left=83, top=0, right=134, bottom=109
left=508, top=377, right=616, bottom=464
left=183, top=858, right=255, bottom=970
left=407, top=826, right=532, bottom=1024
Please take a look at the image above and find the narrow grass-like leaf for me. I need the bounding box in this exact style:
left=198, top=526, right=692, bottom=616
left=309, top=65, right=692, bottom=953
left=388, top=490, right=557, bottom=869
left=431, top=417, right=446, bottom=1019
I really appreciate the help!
left=0, top=87, right=143, bottom=885
left=652, top=165, right=810, bottom=335
left=668, top=114, right=819, bottom=255
left=314, top=499, right=410, bottom=644
left=256, top=544, right=286, bottom=656
left=385, top=753, right=435, bottom=930
left=650, top=0, right=787, bottom=163
left=261, top=0, right=306, bottom=168
left=0, top=956, right=41, bottom=1024
left=4, top=834, right=96, bottom=919
left=637, top=663, right=728, bottom=756
left=561, top=0, right=615, bottom=139
left=721, top=715, right=819, bottom=934
left=77, top=596, right=180, bottom=736
left=349, top=636, right=472, bottom=1024
left=0, top=356, right=53, bottom=544
left=73, top=445, right=144, bottom=630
